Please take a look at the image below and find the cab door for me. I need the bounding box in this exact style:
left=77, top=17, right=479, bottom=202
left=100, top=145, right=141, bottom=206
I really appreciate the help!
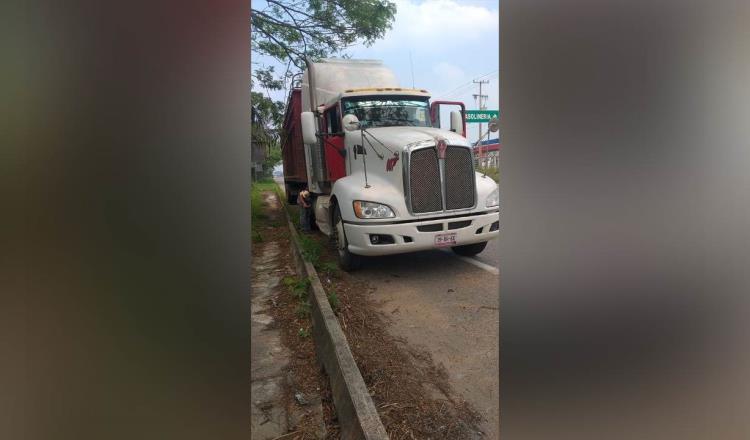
left=322, top=104, right=347, bottom=182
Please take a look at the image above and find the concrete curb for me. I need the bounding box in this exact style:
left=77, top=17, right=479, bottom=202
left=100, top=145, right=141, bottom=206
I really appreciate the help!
left=280, top=198, right=389, bottom=440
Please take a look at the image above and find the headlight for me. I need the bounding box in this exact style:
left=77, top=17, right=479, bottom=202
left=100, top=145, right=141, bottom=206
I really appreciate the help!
left=485, top=187, right=500, bottom=208
left=353, top=200, right=395, bottom=218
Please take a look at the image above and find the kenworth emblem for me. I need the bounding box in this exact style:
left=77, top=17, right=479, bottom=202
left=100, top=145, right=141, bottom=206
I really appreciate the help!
left=436, top=137, right=448, bottom=159
left=386, top=153, right=399, bottom=171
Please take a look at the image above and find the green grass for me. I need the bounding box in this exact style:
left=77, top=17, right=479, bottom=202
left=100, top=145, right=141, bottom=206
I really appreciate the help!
left=298, top=232, right=323, bottom=265
left=250, top=178, right=280, bottom=242
left=252, top=179, right=278, bottom=192
left=250, top=189, right=263, bottom=219
left=477, top=166, right=499, bottom=183
left=326, top=289, right=340, bottom=312
left=282, top=275, right=312, bottom=332
left=283, top=276, right=310, bottom=301
left=287, top=204, right=301, bottom=229
left=318, top=261, right=339, bottom=277
left=295, top=301, right=311, bottom=318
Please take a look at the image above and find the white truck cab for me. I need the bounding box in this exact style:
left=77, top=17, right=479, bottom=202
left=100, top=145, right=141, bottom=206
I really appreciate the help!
left=283, top=58, right=499, bottom=270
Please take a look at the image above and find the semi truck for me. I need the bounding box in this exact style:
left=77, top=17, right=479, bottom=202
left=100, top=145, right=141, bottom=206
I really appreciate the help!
left=281, top=58, right=499, bottom=270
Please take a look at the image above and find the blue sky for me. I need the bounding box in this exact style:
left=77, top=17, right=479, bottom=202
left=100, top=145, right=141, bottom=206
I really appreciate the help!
left=252, top=0, right=500, bottom=143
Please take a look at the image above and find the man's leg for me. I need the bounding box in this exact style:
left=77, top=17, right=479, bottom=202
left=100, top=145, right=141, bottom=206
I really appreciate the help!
left=302, top=208, right=311, bottom=232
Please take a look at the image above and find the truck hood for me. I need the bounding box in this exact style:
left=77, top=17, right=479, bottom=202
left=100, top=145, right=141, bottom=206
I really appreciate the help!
left=352, top=126, right=471, bottom=152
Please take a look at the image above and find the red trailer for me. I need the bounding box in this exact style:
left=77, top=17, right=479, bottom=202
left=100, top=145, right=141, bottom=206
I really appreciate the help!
left=280, top=89, right=308, bottom=204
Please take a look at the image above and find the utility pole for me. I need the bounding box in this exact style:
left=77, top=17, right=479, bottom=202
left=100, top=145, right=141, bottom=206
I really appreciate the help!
left=473, top=79, right=489, bottom=166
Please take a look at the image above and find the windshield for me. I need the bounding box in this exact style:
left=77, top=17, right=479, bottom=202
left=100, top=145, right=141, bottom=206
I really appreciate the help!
left=342, top=95, right=432, bottom=128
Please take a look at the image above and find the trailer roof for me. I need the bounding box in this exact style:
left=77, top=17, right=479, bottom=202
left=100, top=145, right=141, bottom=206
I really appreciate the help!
left=302, top=58, right=418, bottom=111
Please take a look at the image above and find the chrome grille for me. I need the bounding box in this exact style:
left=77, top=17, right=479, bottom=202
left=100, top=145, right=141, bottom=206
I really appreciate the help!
left=409, top=148, right=443, bottom=213
left=444, top=146, right=475, bottom=209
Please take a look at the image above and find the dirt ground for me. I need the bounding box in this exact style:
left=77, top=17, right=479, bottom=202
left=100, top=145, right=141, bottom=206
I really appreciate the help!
left=252, top=190, right=338, bottom=439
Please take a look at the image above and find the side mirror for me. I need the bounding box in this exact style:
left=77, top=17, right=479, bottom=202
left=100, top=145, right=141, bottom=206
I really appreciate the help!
left=301, top=111, right=317, bottom=144
left=450, top=110, right=464, bottom=136
left=342, top=114, right=360, bottom=131
left=488, top=117, right=499, bottom=132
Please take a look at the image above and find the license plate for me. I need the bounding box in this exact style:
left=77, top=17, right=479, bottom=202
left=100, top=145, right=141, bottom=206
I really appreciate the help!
left=434, top=232, right=457, bottom=247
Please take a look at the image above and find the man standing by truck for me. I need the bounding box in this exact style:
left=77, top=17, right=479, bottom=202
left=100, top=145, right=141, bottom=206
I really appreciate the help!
left=297, top=189, right=312, bottom=232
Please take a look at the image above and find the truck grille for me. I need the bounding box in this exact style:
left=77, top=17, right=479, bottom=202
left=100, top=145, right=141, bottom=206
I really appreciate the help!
left=409, top=148, right=443, bottom=213
left=444, top=146, right=475, bottom=209
left=408, top=145, right=475, bottom=214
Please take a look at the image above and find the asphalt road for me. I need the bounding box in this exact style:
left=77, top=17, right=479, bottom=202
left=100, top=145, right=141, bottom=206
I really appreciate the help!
left=272, top=176, right=500, bottom=438
left=475, top=232, right=500, bottom=268
left=358, top=249, right=499, bottom=438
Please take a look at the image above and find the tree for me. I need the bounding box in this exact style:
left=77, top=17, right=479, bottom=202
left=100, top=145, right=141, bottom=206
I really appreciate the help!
left=250, top=0, right=398, bottom=161
left=252, top=0, right=396, bottom=76
left=250, top=92, right=283, bottom=179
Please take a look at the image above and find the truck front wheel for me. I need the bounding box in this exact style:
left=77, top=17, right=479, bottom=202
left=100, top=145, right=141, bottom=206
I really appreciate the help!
left=332, top=205, right=362, bottom=271
left=451, top=241, right=488, bottom=256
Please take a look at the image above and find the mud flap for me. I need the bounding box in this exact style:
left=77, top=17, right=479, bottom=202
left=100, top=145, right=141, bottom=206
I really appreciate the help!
left=313, top=195, right=332, bottom=236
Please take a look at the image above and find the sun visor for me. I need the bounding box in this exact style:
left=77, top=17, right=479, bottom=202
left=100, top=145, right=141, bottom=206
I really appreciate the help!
left=301, top=59, right=400, bottom=112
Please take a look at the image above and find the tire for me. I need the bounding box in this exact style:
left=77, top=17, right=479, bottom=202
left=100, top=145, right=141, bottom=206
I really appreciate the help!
left=451, top=241, right=487, bottom=257
left=332, top=204, right=362, bottom=271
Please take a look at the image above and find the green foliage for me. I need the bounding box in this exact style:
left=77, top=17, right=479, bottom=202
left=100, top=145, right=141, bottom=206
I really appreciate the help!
left=251, top=91, right=284, bottom=131
left=477, top=166, right=500, bottom=183
left=251, top=0, right=397, bottom=154
left=251, top=182, right=269, bottom=241
left=250, top=179, right=282, bottom=239
left=326, top=289, right=340, bottom=311
left=274, top=184, right=287, bottom=207
left=250, top=190, right=265, bottom=222
left=251, top=88, right=283, bottom=178
left=252, top=179, right=278, bottom=192
left=251, top=179, right=276, bottom=218
left=282, top=275, right=296, bottom=287
left=288, top=205, right=301, bottom=228
left=251, top=0, right=397, bottom=71
left=284, top=276, right=310, bottom=301
left=298, top=327, right=310, bottom=338
left=284, top=275, right=311, bottom=319
left=318, top=261, right=339, bottom=277
left=298, top=232, right=323, bottom=264
left=295, top=301, right=311, bottom=319
left=263, top=143, right=282, bottom=174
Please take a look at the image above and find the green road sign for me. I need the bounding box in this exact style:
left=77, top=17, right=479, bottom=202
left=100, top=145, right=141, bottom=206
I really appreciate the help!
left=465, top=110, right=499, bottom=123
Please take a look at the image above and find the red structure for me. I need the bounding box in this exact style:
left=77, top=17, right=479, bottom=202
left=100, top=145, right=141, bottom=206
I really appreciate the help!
left=280, top=89, right=308, bottom=203
left=473, top=138, right=501, bottom=155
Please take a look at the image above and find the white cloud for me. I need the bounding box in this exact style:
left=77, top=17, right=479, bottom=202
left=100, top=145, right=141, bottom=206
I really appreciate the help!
left=367, top=0, right=499, bottom=54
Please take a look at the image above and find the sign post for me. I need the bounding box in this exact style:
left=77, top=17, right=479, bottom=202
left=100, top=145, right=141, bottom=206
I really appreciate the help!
left=465, top=110, right=500, bottom=123
left=467, top=111, right=499, bottom=167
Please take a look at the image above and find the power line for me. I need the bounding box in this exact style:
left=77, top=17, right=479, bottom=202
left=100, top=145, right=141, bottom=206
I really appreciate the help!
left=432, top=69, right=499, bottom=99
left=473, top=79, right=489, bottom=149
